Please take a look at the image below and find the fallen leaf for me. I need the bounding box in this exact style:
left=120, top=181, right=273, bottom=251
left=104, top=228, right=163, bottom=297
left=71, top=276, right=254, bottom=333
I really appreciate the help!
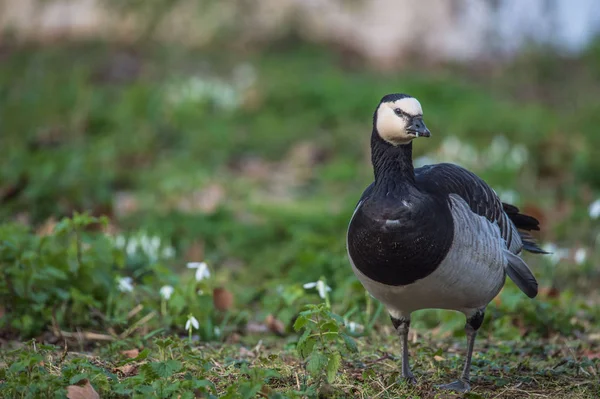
left=121, top=348, right=139, bottom=358
left=66, top=380, right=100, bottom=399
left=213, top=287, right=234, bottom=311
left=265, top=314, right=286, bottom=336
left=239, top=346, right=255, bottom=357
left=246, top=321, right=269, bottom=334
left=225, top=332, right=241, bottom=344
left=115, top=364, right=138, bottom=376
left=36, top=217, right=57, bottom=236
left=433, top=355, right=445, bottom=362
left=177, top=184, right=225, bottom=214
left=184, top=240, right=205, bottom=263
left=113, top=191, right=139, bottom=218
left=540, top=286, right=560, bottom=298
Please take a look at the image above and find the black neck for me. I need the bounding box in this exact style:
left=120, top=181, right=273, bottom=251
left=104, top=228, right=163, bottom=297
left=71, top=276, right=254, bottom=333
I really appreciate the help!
left=371, top=130, right=416, bottom=190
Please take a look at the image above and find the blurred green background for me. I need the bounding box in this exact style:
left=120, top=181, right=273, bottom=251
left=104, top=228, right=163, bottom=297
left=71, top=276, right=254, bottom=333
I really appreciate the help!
left=1, top=1, right=599, bottom=397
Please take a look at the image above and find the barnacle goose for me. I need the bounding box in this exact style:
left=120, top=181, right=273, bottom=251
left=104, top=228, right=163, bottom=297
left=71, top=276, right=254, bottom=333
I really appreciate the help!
left=346, top=94, right=547, bottom=392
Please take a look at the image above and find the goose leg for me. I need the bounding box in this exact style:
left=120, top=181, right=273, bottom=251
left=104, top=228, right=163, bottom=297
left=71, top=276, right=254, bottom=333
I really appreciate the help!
left=391, top=316, right=416, bottom=384
left=436, top=309, right=485, bottom=393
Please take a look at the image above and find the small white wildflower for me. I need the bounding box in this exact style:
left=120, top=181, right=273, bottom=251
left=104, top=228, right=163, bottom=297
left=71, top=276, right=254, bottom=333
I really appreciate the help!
left=117, top=277, right=134, bottom=293
left=303, top=280, right=332, bottom=299
left=543, top=243, right=568, bottom=265
left=574, top=248, right=588, bottom=265
left=347, top=321, right=363, bottom=333
left=214, top=326, right=221, bottom=337
left=488, top=135, right=510, bottom=163
left=187, top=262, right=210, bottom=281
left=126, top=239, right=138, bottom=257
left=114, top=235, right=126, bottom=249
left=497, top=189, right=519, bottom=205
left=185, top=315, right=199, bottom=331
left=162, top=246, right=175, bottom=259
left=413, top=156, right=436, bottom=168
left=160, top=285, right=174, bottom=300
left=589, top=199, right=600, bottom=219
left=508, top=145, right=529, bottom=168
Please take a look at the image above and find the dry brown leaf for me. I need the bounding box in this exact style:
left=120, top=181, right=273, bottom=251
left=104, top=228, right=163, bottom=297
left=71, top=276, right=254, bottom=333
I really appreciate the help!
left=177, top=184, right=225, bottom=214
left=113, top=191, right=139, bottom=218
left=540, top=286, right=560, bottom=298
left=184, top=240, right=205, bottom=263
left=66, top=380, right=100, bottom=399
left=433, top=355, right=445, bottom=362
left=265, top=314, right=286, bottom=336
left=239, top=346, right=255, bottom=358
left=225, top=332, right=241, bottom=344
left=246, top=321, right=269, bottom=334
left=115, top=364, right=138, bottom=376
left=121, top=348, right=139, bottom=358
left=36, top=217, right=57, bottom=236
left=213, top=287, right=234, bottom=311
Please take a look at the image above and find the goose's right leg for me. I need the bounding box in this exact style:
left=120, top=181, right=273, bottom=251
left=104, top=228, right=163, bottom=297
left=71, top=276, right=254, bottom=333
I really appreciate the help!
left=391, top=315, right=416, bottom=384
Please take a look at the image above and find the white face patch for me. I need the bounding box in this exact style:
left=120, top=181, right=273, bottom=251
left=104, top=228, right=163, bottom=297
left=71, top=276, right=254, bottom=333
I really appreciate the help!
left=376, top=97, right=424, bottom=146
left=393, top=97, right=423, bottom=116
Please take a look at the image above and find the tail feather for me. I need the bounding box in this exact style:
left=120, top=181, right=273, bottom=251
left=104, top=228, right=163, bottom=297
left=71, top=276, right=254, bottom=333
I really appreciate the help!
left=504, top=250, right=538, bottom=298
left=502, top=202, right=548, bottom=254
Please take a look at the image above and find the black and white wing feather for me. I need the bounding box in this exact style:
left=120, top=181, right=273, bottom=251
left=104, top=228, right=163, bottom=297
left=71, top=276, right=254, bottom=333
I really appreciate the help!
left=416, top=163, right=542, bottom=298
left=416, top=163, right=544, bottom=254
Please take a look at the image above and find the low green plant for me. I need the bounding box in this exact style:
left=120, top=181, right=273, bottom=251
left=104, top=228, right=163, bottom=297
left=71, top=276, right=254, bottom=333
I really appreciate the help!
left=293, top=291, right=358, bottom=387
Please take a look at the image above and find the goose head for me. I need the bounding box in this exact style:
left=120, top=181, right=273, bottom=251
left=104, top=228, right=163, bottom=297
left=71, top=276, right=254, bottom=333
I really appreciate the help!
left=374, top=94, right=430, bottom=146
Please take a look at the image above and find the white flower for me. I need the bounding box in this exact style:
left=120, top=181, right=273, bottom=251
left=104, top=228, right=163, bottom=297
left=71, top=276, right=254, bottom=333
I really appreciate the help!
left=303, top=280, right=332, bottom=299
left=160, top=285, right=174, bottom=300
left=125, top=240, right=138, bottom=257
left=346, top=321, right=364, bottom=333
left=497, top=189, right=519, bottom=205
left=117, top=277, right=134, bottom=293
left=574, top=248, right=588, bottom=265
left=214, top=326, right=221, bottom=337
left=543, top=243, right=569, bottom=265
left=185, top=315, right=199, bottom=331
left=162, top=246, right=175, bottom=259
left=114, top=235, right=126, bottom=249
left=589, top=199, right=600, bottom=219
left=187, top=262, right=210, bottom=281
left=413, top=156, right=435, bottom=168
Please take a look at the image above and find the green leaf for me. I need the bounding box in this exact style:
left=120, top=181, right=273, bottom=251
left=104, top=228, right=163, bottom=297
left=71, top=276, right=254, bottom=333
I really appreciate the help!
left=293, top=315, right=309, bottom=331
left=320, top=321, right=339, bottom=334
left=69, top=374, right=89, bottom=385
left=340, top=333, right=358, bottom=353
left=150, top=360, right=182, bottom=378
left=327, top=311, right=345, bottom=325
left=306, top=351, right=327, bottom=377
left=194, top=379, right=217, bottom=393
left=296, top=329, right=316, bottom=358
left=326, top=352, right=341, bottom=383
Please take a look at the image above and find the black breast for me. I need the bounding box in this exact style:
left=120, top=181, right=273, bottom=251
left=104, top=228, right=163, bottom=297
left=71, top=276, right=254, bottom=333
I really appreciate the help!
left=347, top=193, right=454, bottom=286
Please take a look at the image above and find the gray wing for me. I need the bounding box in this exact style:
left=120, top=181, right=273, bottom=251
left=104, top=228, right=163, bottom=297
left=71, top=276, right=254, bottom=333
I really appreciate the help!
left=416, top=163, right=523, bottom=254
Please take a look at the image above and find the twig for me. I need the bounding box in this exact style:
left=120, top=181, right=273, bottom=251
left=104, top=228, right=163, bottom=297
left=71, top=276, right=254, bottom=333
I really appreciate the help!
left=492, top=382, right=523, bottom=399
left=371, top=381, right=396, bottom=399
left=365, top=353, right=391, bottom=365
left=120, top=311, right=156, bottom=339
left=59, top=330, right=115, bottom=341
left=127, top=304, right=144, bottom=320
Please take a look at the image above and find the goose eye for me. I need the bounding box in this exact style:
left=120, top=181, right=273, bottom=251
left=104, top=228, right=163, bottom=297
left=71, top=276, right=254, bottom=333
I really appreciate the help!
left=394, top=108, right=403, bottom=116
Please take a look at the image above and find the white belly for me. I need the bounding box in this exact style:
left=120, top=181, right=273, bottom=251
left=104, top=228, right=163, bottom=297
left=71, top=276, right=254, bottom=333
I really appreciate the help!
left=348, top=194, right=507, bottom=318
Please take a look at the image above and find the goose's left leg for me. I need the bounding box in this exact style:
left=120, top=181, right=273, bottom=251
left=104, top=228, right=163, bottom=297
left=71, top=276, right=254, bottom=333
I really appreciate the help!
left=436, top=308, right=485, bottom=393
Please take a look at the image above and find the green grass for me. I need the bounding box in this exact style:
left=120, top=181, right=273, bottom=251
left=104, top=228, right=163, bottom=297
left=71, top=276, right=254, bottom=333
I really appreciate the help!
left=0, top=40, right=599, bottom=398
